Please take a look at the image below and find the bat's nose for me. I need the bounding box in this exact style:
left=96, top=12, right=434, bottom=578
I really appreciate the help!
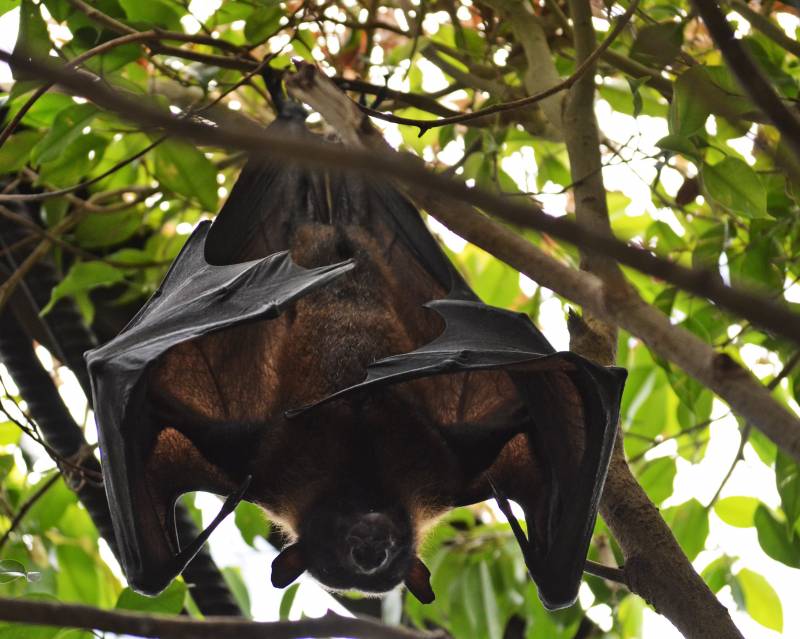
left=345, top=513, right=397, bottom=575
left=350, top=542, right=390, bottom=574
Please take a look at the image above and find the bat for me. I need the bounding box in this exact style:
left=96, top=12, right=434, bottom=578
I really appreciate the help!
left=86, top=103, right=626, bottom=611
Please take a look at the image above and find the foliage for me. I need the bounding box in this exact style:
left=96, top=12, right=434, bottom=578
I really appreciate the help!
left=0, top=0, right=799, bottom=637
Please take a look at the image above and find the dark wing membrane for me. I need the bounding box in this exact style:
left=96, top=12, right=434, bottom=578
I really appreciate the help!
left=87, top=107, right=626, bottom=608
left=293, top=298, right=626, bottom=610
left=86, top=222, right=353, bottom=594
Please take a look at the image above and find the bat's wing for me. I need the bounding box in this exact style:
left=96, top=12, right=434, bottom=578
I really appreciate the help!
left=293, top=286, right=625, bottom=612
left=86, top=218, right=353, bottom=594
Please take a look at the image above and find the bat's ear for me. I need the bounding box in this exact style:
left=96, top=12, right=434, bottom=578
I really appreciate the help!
left=271, top=543, right=306, bottom=588
left=404, top=556, right=435, bottom=604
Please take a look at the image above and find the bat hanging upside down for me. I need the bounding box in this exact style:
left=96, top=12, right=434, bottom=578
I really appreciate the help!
left=86, top=101, right=626, bottom=611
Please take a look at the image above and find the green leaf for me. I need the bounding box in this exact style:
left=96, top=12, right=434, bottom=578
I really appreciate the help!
left=0, top=130, right=43, bottom=173
left=735, top=568, right=782, bottom=632
left=0, top=422, right=21, bottom=446
left=74, top=210, right=141, bottom=249
left=220, top=568, right=251, bottom=618
left=599, top=82, right=667, bottom=118
left=629, top=22, right=683, bottom=69
left=656, top=134, right=699, bottom=159
left=25, top=476, right=75, bottom=531
left=234, top=501, right=270, bottom=547
left=637, top=456, right=676, bottom=505
left=701, top=555, right=734, bottom=593
left=38, top=133, right=107, bottom=187
left=627, top=78, right=645, bottom=118
left=0, top=1, right=20, bottom=19
left=105, top=248, right=153, bottom=266
left=6, top=93, right=73, bottom=128
left=290, top=27, right=316, bottom=62
left=662, top=499, right=709, bottom=561
left=754, top=505, right=800, bottom=568
left=119, top=0, right=181, bottom=30
left=13, top=0, right=51, bottom=67
left=153, top=140, right=219, bottom=211
left=692, top=224, right=725, bottom=271
left=30, top=104, right=99, bottom=164
left=116, top=580, right=186, bottom=614
left=670, top=67, right=712, bottom=136
left=58, top=504, right=97, bottom=540
left=749, top=426, right=777, bottom=466
left=42, top=262, right=124, bottom=317
left=776, top=452, right=800, bottom=530
left=729, top=238, right=784, bottom=293
left=0, top=559, right=39, bottom=584
left=244, top=4, right=282, bottom=43
left=646, top=221, right=686, bottom=253
left=278, top=582, right=299, bottom=620
left=618, top=594, right=645, bottom=638
left=210, top=1, right=255, bottom=26
left=478, top=561, right=503, bottom=639
left=0, top=455, right=14, bottom=482
left=714, top=496, right=759, bottom=528
left=702, top=157, right=766, bottom=218
left=56, top=545, right=101, bottom=605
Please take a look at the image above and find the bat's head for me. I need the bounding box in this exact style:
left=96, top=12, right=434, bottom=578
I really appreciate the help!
left=270, top=491, right=434, bottom=603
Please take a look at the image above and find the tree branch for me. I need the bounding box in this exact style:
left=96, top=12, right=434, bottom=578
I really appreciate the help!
left=7, top=51, right=800, bottom=463
left=561, top=2, right=741, bottom=637
left=0, top=202, right=242, bottom=617
left=355, top=1, right=637, bottom=133
left=0, top=597, right=445, bottom=639
left=692, top=0, right=800, bottom=168
left=729, top=0, right=800, bottom=59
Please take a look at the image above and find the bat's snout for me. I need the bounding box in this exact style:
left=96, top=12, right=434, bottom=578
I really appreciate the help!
left=345, top=513, right=398, bottom=575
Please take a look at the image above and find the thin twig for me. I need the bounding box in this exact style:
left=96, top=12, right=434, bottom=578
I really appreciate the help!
left=0, top=30, right=160, bottom=149
left=356, top=0, right=640, bottom=133
left=0, top=472, right=61, bottom=552
left=707, top=350, right=800, bottom=507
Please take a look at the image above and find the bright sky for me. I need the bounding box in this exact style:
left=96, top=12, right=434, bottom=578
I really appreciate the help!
left=1, top=2, right=800, bottom=637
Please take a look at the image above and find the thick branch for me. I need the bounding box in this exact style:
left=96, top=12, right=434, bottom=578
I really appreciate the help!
left=561, top=2, right=741, bottom=636
left=6, top=51, right=800, bottom=462
left=563, top=0, right=621, bottom=285
left=0, top=598, right=444, bottom=639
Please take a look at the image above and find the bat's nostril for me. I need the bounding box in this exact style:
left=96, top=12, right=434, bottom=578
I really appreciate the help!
left=350, top=540, right=390, bottom=573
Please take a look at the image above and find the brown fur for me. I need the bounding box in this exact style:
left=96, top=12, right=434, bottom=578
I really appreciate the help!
left=145, top=219, right=543, bottom=580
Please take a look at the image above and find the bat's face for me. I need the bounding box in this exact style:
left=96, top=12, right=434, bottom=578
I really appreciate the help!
left=270, top=484, right=434, bottom=602
left=301, top=501, right=413, bottom=591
